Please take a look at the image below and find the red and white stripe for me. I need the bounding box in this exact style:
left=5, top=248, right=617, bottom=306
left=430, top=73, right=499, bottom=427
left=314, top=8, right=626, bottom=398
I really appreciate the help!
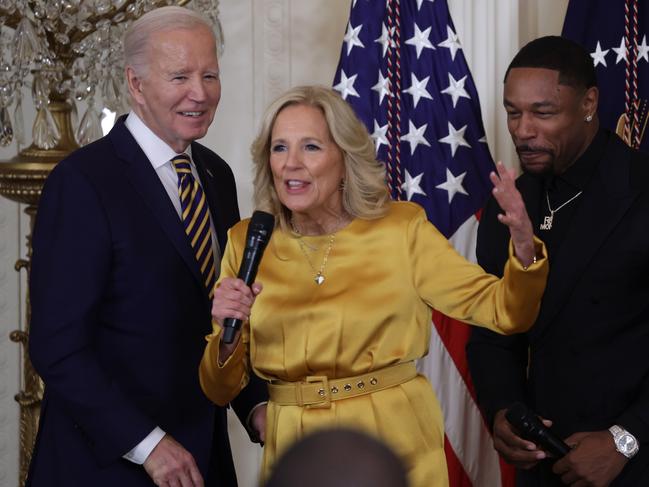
left=418, top=213, right=514, bottom=487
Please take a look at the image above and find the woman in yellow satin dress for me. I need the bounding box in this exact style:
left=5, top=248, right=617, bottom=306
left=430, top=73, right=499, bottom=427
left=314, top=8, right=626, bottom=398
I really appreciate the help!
left=199, top=86, right=548, bottom=487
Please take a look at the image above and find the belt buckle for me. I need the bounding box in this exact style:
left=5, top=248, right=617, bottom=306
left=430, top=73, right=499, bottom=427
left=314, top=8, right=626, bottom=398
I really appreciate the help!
left=304, top=375, right=331, bottom=409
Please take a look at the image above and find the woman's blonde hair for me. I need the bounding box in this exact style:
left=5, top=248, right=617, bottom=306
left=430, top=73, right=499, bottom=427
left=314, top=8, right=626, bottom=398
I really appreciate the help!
left=251, top=85, right=391, bottom=231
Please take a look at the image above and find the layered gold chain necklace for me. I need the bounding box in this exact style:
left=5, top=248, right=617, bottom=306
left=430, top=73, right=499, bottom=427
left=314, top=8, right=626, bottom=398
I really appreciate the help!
left=295, top=233, right=336, bottom=285
left=291, top=221, right=337, bottom=285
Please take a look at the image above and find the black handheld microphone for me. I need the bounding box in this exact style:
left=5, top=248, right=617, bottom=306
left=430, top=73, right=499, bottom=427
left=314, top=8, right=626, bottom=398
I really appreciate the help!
left=505, top=402, right=571, bottom=457
left=221, top=211, right=274, bottom=344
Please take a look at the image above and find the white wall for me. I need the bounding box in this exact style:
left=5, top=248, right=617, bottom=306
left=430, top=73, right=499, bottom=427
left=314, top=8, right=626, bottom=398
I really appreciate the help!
left=0, top=1, right=568, bottom=486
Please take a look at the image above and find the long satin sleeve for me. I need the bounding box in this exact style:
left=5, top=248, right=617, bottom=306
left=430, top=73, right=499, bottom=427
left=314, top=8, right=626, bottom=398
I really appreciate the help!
left=407, top=205, right=548, bottom=334
left=199, top=227, right=252, bottom=406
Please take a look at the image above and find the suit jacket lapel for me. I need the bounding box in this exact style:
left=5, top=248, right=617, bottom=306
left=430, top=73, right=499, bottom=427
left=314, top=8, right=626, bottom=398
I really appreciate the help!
left=108, top=119, right=207, bottom=296
left=529, top=135, right=640, bottom=340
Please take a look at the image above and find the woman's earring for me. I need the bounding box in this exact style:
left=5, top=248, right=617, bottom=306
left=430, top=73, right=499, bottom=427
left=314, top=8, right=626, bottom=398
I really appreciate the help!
left=585, top=114, right=593, bottom=122
left=339, top=179, right=346, bottom=191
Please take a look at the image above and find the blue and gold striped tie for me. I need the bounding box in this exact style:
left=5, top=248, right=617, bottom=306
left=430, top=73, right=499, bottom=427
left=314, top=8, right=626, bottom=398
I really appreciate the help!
left=172, top=154, right=216, bottom=298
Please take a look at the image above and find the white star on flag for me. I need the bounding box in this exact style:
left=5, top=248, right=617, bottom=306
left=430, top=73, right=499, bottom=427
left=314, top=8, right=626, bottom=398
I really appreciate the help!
left=401, top=169, right=427, bottom=200
left=343, top=22, right=365, bottom=55
left=370, top=120, right=388, bottom=154
left=372, top=71, right=391, bottom=105
left=441, top=73, right=470, bottom=108
left=333, top=70, right=360, bottom=100
left=439, top=122, right=471, bottom=156
left=375, top=23, right=396, bottom=58
left=400, top=120, right=431, bottom=155
left=438, top=26, right=462, bottom=61
left=590, top=41, right=609, bottom=67
left=612, top=37, right=627, bottom=64
left=415, top=0, right=435, bottom=10
left=436, top=168, right=469, bottom=203
left=405, top=23, right=435, bottom=59
left=403, top=73, right=433, bottom=108
left=638, top=35, right=649, bottom=63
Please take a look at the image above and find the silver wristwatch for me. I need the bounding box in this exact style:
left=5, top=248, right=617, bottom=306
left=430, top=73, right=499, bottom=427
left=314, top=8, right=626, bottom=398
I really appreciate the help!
left=609, top=425, right=639, bottom=459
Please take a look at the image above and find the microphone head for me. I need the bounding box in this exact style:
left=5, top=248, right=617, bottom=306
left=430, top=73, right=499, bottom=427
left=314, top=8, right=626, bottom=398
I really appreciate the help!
left=250, top=210, right=275, bottom=232
left=505, top=402, right=571, bottom=457
left=247, top=210, right=275, bottom=247
left=505, top=402, right=529, bottom=425
left=505, top=402, right=542, bottom=433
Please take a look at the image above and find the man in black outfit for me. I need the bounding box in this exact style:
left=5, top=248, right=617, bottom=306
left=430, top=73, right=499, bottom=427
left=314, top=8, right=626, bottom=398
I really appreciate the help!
left=467, top=36, right=649, bottom=486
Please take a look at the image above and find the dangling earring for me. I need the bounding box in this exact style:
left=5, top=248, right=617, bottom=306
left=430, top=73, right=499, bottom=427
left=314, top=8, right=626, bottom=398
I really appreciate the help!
left=339, top=179, right=346, bottom=191
left=585, top=114, right=593, bottom=122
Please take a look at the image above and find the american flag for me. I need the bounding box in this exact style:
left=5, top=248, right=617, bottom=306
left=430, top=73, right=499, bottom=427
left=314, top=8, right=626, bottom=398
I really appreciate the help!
left=333, top=1, right=510, bottom=485
left=562, top=0, right=649, bottom=152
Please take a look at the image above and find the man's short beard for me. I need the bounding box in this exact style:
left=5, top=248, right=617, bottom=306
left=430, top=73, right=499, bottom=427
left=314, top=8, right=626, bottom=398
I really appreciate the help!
left=519, top=160, right=553, bottom=176
left=516, top=145, right=555, bottom=176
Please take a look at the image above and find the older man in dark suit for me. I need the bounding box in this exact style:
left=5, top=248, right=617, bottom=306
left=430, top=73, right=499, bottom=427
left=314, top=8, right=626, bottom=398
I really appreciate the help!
left=26, top=6, right=266, bottom=487
left=467, top=36, right=649, bottom=486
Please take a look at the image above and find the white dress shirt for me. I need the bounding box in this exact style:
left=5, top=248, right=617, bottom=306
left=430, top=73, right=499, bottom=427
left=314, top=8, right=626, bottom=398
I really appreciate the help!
left=121, top=111, right=220, bottom=464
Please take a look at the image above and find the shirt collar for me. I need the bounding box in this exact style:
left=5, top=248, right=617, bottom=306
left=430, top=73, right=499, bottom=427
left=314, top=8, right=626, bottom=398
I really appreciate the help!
left=124, top=111, right=193, bottom=168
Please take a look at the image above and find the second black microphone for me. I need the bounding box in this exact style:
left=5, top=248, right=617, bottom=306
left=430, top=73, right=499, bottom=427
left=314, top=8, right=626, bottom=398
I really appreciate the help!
left=505, top=402, right=571, bottom=457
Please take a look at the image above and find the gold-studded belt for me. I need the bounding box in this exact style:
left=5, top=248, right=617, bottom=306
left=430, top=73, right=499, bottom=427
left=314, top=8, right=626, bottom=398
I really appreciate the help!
left=267, top=361, right=417, bottom=409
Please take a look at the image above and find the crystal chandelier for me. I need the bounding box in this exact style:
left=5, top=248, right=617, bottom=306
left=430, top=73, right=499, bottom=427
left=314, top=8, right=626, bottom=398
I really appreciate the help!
left=0, top=0, right=224, bottom=153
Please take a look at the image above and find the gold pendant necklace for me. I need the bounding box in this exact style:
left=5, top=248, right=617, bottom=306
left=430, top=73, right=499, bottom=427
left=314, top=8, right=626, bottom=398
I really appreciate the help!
left=295, top=233, right=336, bottom=285
left=539, top=190, right=583, bottom=231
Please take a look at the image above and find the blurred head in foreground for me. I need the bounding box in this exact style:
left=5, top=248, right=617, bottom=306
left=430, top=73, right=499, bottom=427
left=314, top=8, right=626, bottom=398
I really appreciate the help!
left=264, top=428, right=409, bottom=487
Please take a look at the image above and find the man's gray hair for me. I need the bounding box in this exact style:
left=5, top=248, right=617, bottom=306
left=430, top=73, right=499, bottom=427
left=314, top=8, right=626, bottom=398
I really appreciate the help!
left=123, top=6, right=216, bottom=78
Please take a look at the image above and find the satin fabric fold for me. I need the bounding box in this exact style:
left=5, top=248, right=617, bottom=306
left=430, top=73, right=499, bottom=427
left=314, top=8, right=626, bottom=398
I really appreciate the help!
left=200, top=201, right=548, bottom=487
